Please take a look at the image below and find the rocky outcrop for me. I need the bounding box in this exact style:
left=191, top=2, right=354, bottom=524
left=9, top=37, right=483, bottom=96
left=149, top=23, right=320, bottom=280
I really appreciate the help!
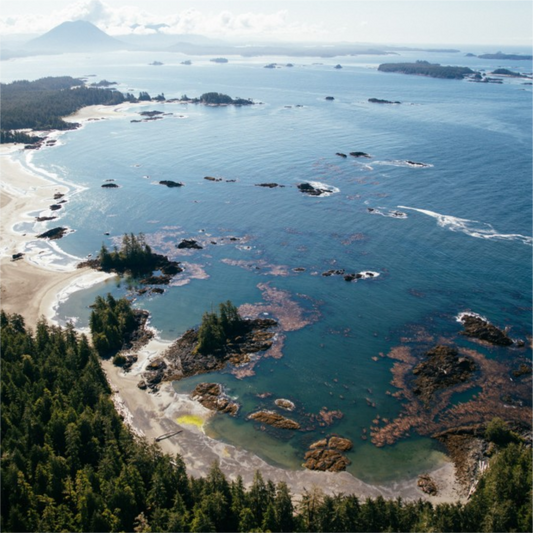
left=368, top=98, right=401, bottom=104
left=248, top=410, right=300, bottom=430
left=412, top=345, right=477, bottom=406
left=303, top=435, right=353, bottom=472
left=255, top=183, right=285, bottom=188
left=297, top=183, right=331, bottom=196
left=156, top=318, right=278, bottom=382
left=459, top=315, right=513, bottom=346
left=322, top=269, right=345, bottom=277
left=37, top=227, right=69, bottom=240
left=204, top=176, right=223, bottom=182
left=36, top=216, right=57, bottom=222
left=336, top=152, right=347, bottom=158
left=101, top=183, right=119, bottom=188
left=325, top=96, right=335, bottom=101
left=159, top=180, right=184, bottom=188
left=350, top=152, right=371, bottom=158
left=177, top=239, right=203, bottom=250
left=275, top=398, right=295, bottom=411
left=417, top=474, right=438, bottom=495
left=49, top=204, right=62, bottom=211
left=191, top=382, right=239, bottom=416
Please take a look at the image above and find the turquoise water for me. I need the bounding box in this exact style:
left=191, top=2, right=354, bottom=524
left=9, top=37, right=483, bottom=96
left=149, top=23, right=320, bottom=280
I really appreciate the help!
left=3, top=49, right=531, bottom=482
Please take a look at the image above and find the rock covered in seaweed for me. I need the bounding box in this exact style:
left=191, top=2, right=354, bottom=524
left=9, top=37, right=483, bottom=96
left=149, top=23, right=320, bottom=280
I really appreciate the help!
left=191, top=382, right=239, bottom=416
left=248, top=410, right=301, bottom=430
left=303, top=435, right=353, bottom=472
left=412, top=345, right=477, bottom=406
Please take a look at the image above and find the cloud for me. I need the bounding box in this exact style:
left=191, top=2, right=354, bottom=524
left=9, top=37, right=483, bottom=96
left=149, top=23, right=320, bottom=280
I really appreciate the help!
left=0, top=0, right=326, bottom=41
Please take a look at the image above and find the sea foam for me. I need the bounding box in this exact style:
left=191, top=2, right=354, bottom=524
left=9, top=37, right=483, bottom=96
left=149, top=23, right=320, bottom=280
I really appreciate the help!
left=398, top=206, right=533, bottom=246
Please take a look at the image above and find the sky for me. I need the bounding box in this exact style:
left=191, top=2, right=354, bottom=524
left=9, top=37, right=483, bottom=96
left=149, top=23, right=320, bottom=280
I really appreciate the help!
left=0, top=0, right=531, bottom=46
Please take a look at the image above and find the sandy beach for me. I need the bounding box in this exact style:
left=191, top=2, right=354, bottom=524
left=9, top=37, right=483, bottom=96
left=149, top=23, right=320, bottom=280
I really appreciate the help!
left=0, top=108, right=465, bottom=503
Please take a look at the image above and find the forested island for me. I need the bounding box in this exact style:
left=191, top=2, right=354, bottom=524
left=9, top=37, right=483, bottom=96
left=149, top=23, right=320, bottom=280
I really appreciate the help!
left=478, top=52, right=533, bottom=60
left=1, top=309, right=531, bottom=532
left=377, top=61, right=475, bottom=79
left=170, top=92, right=254, bottom=106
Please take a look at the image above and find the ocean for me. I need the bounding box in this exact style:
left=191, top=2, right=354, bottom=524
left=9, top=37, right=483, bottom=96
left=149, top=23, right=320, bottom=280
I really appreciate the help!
left=3, top=48, right=532, bottom=483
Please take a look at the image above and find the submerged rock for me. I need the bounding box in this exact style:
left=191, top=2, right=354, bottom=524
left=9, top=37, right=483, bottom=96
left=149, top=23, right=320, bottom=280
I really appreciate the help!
left=350, top=151, right=371, bottom=158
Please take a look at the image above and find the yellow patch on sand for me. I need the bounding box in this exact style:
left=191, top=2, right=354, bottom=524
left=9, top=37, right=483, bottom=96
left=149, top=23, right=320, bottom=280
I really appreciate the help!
left=177, top=414, right=204, bottom=428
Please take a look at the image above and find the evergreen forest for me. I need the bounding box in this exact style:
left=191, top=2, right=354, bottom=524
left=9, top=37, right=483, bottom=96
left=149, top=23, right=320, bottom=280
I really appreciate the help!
left=1, top=310, right=531, bottom=532
left=0, top=76, right=138, bottom=143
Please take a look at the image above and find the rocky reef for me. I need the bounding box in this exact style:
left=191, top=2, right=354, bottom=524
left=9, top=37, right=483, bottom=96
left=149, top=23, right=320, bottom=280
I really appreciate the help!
left=159, top=180, right=184, bottom=188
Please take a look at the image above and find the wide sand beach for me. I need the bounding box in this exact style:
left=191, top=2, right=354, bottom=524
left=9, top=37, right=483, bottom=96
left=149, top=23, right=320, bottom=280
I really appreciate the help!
left=0, top=105, right=465, bottom=503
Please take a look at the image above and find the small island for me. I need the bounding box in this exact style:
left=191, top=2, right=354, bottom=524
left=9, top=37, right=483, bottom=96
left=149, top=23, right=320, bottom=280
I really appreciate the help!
left=169, top=92, right=254, bottom=106
left=378, top=61, right=476, bottom=80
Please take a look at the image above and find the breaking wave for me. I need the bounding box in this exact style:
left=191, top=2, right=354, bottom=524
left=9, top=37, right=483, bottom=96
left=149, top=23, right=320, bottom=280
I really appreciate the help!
left=398, top=206, right=533, bottom=246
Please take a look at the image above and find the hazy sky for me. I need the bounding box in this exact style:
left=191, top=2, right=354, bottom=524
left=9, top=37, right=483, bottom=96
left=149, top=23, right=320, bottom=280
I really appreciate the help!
left=1, top=0, right=531, bottom=46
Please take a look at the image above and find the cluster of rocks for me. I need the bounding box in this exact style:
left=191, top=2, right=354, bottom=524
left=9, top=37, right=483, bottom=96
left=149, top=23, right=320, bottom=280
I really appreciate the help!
left=303, top=435, right=353, bottom=472
left=101, top=183, right=119, bottom=188
left=322, top=269, right=378, bottom=282
left=412, top=345, right=477, bottom=406
left=459, top=314, right=513, bottom=346
left=138, top=358, right=167, bottom=391
left=248, top=410, right=301, bottom=430
left=191, top=382, right=239, bottom=416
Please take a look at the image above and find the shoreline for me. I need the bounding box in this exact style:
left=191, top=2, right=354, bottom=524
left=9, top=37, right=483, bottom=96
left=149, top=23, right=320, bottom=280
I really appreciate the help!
left=102, top=338, right=464, bottom=502
left=0, top=107, right=465, bottom=502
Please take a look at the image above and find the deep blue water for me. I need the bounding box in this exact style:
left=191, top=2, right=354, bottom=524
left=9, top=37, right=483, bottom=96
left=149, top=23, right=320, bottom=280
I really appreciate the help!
left=3, top=49, right=531, bottom=482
